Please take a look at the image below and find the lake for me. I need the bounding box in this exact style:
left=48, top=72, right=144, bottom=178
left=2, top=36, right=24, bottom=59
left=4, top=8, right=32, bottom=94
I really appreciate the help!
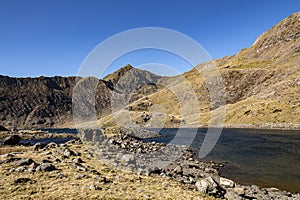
left=144, top=128, right=300, bottom=193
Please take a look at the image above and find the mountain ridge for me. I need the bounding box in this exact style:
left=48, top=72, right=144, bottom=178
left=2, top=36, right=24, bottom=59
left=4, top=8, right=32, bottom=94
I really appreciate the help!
left=0, top=12, right=299, bottom=129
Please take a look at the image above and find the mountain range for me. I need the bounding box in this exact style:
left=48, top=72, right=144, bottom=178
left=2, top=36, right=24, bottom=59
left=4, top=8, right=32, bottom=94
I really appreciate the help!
left=1, top=12, right=299, bottom=129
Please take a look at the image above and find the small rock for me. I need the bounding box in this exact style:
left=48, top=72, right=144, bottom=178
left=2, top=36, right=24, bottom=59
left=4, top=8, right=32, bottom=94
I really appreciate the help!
left=9, top=168, right=15, bottom=173
left=72, top=157, right=84, bottom=164
left=66, top=139, right=78, bottom=145
left=195, top=176, right=218, bottom=195
left=14, top=177, right=32, bottom=184
left=121, top=154, right=136, bottom=165
left=4, top=135, right=21, bottom=145
left=44, top=142, right=58, bottom=149
left=75, top=173, right=88, bottom=179
left=233, top=187, right=245, bottom=196
left=14, top=158, right=34, bottom=166
left=41, top=151, right=52, bottom=155
left=40, top=159, right=52, bottom=164
left=37, top=163, right=56, bottom=172
left=16, top=166, right=26, bottom=172
left=33, top=142, right=46, bottom=151
left=225, top=188, right=244, bottom=200
left=173, top=165, right=183, bottom=174
left=73, top=163, right=87, bottom=171
left=53, top=158, right=61, bottom=163
left=89, top=184, right=100, bottom=190
left=57, top=173, right=65, bottom=178
left=220, top=177, right=235, bottom=188
left=0, top=157, right=21, bottom=164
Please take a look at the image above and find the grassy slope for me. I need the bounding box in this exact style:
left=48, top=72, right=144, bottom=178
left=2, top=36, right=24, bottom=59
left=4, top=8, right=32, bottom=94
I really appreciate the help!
left=98, top=13, right=300, bottom=129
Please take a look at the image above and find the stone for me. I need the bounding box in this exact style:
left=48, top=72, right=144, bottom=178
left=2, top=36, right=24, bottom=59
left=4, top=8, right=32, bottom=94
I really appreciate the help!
left=64, top=148, right=75, bottom=157
left=73, top=163, right=87, bottom=171
left=121, top=154, right=136, bottom=165
left=0, top=157, right=21, bottom=164
left=41, top=151, right=52, bottom=155
left=40, top=159, right=52, bottom=164
left=14, top=158, right=34, bottom=166
left=16, top=166, right=26, bottom=172
left=33, top=142, right=46, bottom=151
left=57, top=173, right=65, bottom=178
left=72, top=157, right=84, bottom=164
left=220, top=177, right=235, bottom=188
left=54, top=158, right=61, bottom=163
left=195, top=176, right=218, bottom=195
left=44, top=142, right=58, bottom=149
left=14, top=177, right=32, bottom=184
left=37, top=163, right=56, bottom=172
left=233, top=187, right=245, bottom=196
left=225, top=188, right=244, bottom=200
left=173, top=165, right=183, bottom=174
left=4, top=135, right=21, bottom=145
left=75, top=173, right=88, bottom=179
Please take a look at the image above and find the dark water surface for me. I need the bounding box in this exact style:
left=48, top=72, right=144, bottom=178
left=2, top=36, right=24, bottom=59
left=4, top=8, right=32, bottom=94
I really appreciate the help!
left=20, top=128, right=78, bottom=145
left=144, top=128, right=300, bottom=192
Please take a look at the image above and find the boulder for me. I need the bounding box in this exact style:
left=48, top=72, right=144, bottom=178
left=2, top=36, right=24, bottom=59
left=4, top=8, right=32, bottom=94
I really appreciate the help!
left=220, top=177, right=235, bottom=188
left=3, top=135, right=21, bottom=145
left=195, top=176, right=218, bottom=195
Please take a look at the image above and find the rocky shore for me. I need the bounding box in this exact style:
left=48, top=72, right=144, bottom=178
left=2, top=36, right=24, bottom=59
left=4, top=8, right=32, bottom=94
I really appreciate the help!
left=0, top=128, right=299, bottom=199
left=81, top=128, right=300, bottom=200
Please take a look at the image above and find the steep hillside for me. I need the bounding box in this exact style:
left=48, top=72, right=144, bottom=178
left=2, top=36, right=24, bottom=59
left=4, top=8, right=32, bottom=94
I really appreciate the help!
left=99, top=12, right=300, bottom=129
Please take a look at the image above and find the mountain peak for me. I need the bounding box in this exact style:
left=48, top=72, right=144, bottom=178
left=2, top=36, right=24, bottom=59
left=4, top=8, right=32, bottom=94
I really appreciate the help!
left=103, top=64, right=134, bottom=85
left=252, top=12, right=300, bottom=52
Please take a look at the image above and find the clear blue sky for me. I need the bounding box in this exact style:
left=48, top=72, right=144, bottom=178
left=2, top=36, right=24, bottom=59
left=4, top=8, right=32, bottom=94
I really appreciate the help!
left=0, top=0, right=299, bottom=77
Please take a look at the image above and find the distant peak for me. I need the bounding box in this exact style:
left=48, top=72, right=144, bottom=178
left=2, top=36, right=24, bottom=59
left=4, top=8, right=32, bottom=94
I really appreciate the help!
left=103, top=64, right=134, bottom=84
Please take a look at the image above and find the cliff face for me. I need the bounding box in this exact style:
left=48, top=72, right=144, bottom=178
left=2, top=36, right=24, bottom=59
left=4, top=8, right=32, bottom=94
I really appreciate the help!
left=0, top=76, right=75, bottom=128
left=1, top=12, right=299, bottom=129
left=0, top=65, right=161, bottom=129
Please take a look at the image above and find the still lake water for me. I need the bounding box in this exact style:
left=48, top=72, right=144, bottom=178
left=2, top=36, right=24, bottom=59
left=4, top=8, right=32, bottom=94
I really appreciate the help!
left=144, top=128, right=300, bottom=192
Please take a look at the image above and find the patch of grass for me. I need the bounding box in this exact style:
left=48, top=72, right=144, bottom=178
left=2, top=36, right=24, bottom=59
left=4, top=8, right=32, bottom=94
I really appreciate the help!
left=0, top=144, right=215, bottom=200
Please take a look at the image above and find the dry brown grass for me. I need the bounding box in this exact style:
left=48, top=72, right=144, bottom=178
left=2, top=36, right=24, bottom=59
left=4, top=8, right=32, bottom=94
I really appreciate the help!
left=0, top=144, right=216, bottom=200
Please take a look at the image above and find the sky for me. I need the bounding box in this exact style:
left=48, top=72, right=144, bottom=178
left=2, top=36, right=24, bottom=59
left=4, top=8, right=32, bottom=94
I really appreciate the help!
left=0, top=0, right=299, bottom=77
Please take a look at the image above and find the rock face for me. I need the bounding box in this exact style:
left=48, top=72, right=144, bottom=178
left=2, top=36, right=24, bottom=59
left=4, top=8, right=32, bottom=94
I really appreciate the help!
left=3, top=135, right=21, bottom=145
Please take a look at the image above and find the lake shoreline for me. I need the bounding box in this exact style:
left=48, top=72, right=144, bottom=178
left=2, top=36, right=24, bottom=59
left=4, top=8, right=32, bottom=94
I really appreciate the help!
left=1, top=127, right=299, bottom=199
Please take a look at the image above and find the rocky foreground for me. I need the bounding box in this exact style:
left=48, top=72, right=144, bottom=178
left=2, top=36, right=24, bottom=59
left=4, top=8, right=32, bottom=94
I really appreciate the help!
left=1, top=129, right=299, bottom=199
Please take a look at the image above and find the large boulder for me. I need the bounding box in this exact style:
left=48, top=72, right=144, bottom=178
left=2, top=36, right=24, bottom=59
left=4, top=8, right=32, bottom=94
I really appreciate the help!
left=3, top=135, right=21, bottom=145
